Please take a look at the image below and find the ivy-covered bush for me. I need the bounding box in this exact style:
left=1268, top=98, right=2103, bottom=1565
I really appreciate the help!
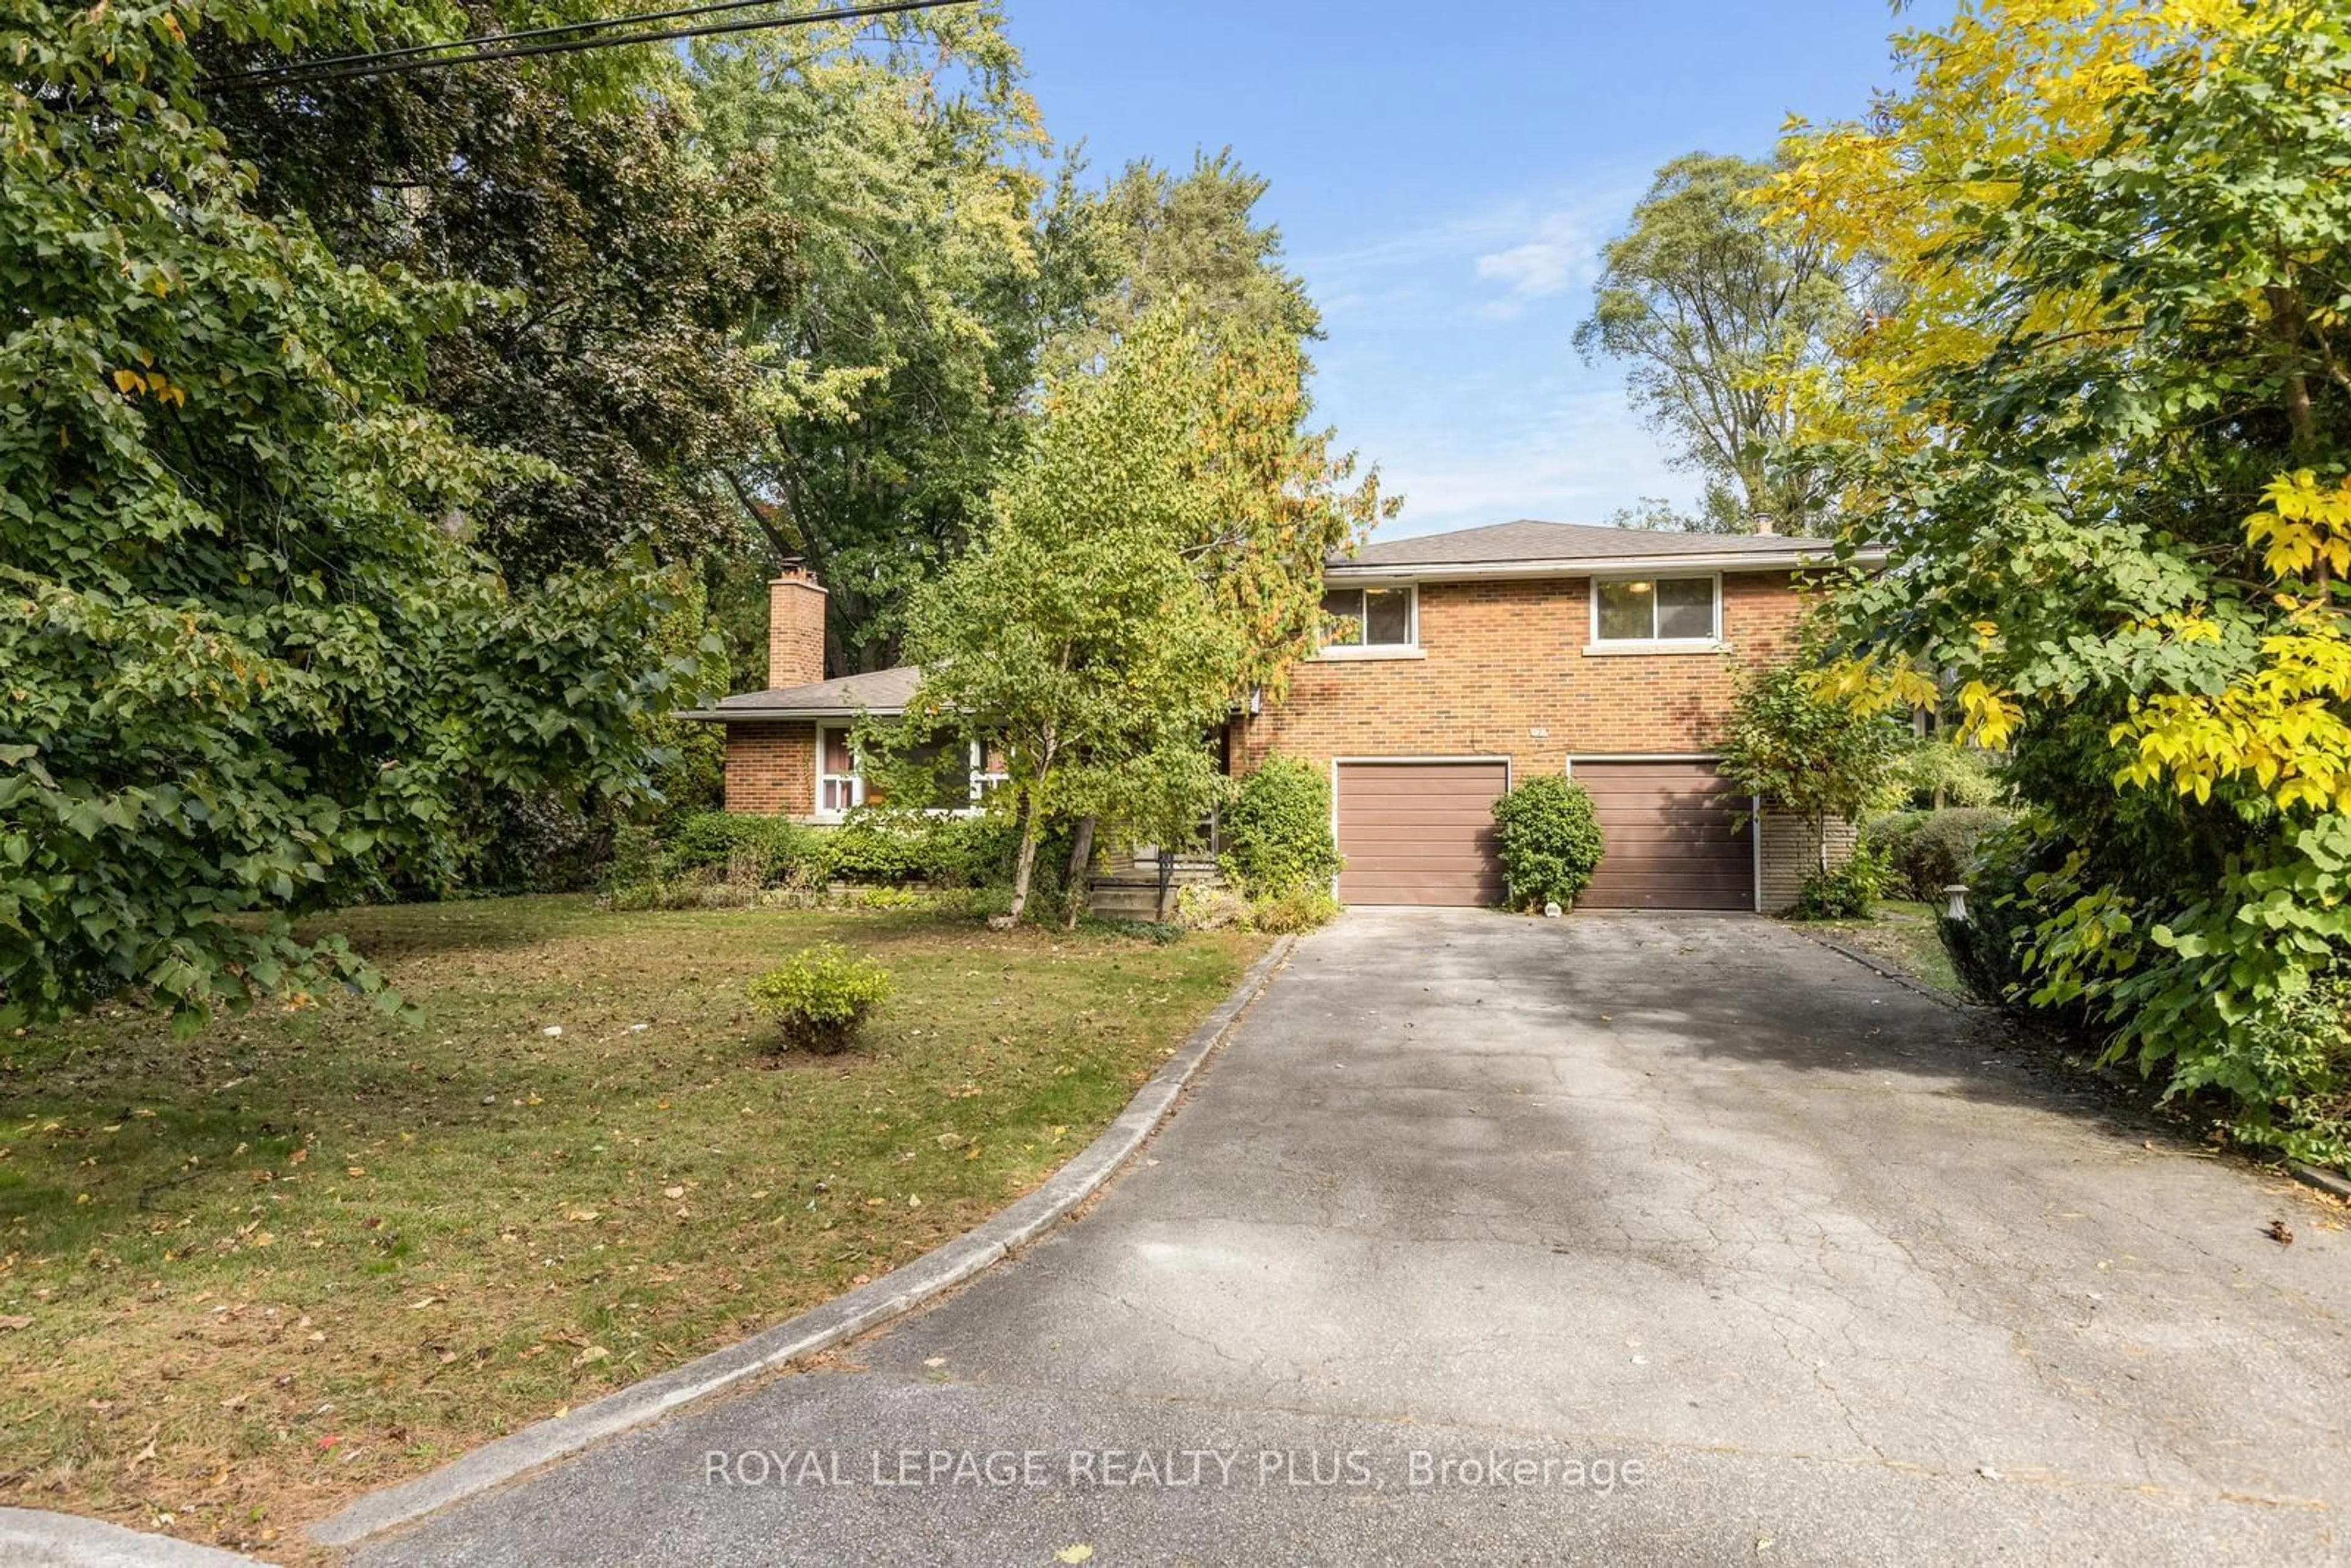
left=1864, top=806, right=2016, bottom=901
left=746, top=945, right=891, bottom=1054
left=1490, top=775, right=1605, bottom=912
left=1220, top=756, right=1341, bottom=899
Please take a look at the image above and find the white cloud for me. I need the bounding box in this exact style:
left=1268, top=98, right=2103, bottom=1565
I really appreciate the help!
left=1289, top=173, right=1694, bottom=538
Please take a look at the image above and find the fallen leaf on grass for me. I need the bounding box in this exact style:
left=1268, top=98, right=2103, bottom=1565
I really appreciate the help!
left=663, top=1185, right=686, bottom=1199
left=571, top=1345, right=610, bottom=1368
left=565, top=1210, right=599, bottom=1223
left=0, top=1314, right=32, bottom=1331
left=408, top=1296, right=443, bottom=1310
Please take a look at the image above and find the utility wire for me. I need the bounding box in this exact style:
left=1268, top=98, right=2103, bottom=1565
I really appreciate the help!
left=197, top=0, right=970, bottom=92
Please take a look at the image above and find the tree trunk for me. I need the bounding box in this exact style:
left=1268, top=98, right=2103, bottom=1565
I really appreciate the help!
left=1007, top=787, right=1041, bottom=923
left=1817, top=813, right=1832, bottom=874
left=1156, top=847, right=1176, bottom=923
left=1061, top=815, right=1097, bottom=931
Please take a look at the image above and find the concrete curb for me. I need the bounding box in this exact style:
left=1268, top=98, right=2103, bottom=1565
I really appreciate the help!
left=0, top=1509, right=268, bottom=1567
left=308, top=934, right=1296, bottom=1550
left=2289, top=1161, right=2351, bottom=1202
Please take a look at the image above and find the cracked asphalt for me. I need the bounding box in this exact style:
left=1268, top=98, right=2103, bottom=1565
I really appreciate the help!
left=359, top=910, right=2351, bottom=1566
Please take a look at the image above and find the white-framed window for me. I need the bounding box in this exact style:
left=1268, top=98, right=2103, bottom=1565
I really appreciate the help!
left=1590, top=574, right=1721, bottom=645
left=1319, top=585, right=1417, bottom=650
left=817, top=724, right=863, bottom=816
left=969, top=741, right=1010, bottom=805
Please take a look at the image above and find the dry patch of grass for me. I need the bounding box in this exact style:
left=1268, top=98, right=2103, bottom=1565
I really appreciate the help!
left=0, top=896, right=1265, bottom=1553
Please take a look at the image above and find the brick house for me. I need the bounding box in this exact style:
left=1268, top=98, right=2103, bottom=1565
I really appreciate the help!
left=689, top=521, right=1883, bottom=912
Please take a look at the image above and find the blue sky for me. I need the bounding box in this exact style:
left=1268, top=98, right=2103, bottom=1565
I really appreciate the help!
left=1009, top=1, right=1937, bottom=539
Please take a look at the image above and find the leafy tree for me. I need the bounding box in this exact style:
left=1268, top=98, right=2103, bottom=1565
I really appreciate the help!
left=1774, top=1, right=2351, bottom=1150
left=905, top=303, right=1385, bottom=922
left=690, top=10, right=1051, bottom=674
left=1, top=2, right=707, bottom=1026
left=902, top=311, right=1247, bottom=922
left=1577, top=153, right=1858, bottom=532
left=1717, top=664, right=1908, bottom=872
left=1046, top=147, right=1322, bottom=375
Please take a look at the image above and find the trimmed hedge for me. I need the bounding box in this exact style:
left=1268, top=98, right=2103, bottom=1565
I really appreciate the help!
left=642, top=809, right=1024, bottom=890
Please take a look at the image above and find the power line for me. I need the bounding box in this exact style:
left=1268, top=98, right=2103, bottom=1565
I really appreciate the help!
left=197, top=0, right=972, bottom=92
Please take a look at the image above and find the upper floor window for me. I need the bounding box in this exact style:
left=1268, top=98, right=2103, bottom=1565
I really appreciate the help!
left=1592, top=575, right=1719, bottom=645
left=1321, top=585, right=1415, bottom=649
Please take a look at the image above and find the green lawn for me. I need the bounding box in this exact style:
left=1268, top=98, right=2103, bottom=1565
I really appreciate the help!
left=1796, top=898, right=1963, bottom=996
left=0, top=897, right=1265, bottom=1554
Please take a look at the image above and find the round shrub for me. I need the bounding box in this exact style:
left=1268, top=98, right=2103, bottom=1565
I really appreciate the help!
left=1221, top=756, right=1341, bottom=899
left=1490, top=775, right=1605, bottom=912
left=1867, top=806, right=2015, bottom=900
left=746, top=945, right=892, bottom=1054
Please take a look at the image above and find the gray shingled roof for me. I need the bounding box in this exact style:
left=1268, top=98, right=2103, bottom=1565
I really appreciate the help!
left=683, top=664, right=920, bottom=721
left=1333, top=519, right=1835, bottom=571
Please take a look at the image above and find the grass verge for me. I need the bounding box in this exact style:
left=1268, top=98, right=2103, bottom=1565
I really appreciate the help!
left=1794, top=899, right=1962, bottom=996
left=0, top=896, right=1265, bottom=1553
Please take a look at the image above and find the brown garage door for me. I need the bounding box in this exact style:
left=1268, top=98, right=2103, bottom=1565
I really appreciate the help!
left=1572, top=759, right=1753, bottom=911
left=1335, top=760, right=1508, bottom=906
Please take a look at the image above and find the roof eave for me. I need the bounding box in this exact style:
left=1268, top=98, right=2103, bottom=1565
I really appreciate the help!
left=678, top=705, right=909, bottom=723
left=1325, top=547, right=1887, bottom=582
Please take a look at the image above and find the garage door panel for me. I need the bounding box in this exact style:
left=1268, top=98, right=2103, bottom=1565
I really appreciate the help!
left=1573, top=759, right=1754, bottom=912
left=1335, top=760, right=1507, bottom=907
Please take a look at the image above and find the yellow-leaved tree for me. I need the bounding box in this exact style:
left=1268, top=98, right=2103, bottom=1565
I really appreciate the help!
left=1766, top=1, right=2351, bottom=1162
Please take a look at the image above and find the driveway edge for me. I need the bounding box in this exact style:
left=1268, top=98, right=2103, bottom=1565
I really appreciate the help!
left=307, top=933, right=1295, bottom=1551
left=0, top=1508, right=267, bottom=1567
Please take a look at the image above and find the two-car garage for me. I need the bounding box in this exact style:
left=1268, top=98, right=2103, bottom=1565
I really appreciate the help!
left=1332, top=757, right=1754, bottom=911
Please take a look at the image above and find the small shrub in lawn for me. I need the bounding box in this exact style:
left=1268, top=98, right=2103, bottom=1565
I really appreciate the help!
left=746, top=945, right=892, bottom=1054
left=1491, top=775, right=1605, bottom=911
left=1221, top=756, right=1341, bottom=899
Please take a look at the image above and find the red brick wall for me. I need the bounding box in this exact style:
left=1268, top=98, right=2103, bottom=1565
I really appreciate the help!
left=1232, top=571, right=1813, bottom=779
left=724, top=720, right=816, bottom=816
left=767, top=569, right=828, bottom=689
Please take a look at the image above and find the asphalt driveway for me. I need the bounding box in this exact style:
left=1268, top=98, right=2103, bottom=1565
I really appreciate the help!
left=361, top=910, right=2351, bottom=1566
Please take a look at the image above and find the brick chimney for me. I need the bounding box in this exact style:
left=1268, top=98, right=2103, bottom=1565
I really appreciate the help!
left=767, top=561, right=828, bottom=690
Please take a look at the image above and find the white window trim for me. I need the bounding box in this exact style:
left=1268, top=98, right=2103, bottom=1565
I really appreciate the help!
left=1314, top=583, right=1422, bottom=659
left=967, top=741, right=1008, bottom=812
left=816, top=728, right=1007, bottom=820
left=1585, top=571, right=1726, bottom=653
left=814, top=722, right=864, bottom=820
